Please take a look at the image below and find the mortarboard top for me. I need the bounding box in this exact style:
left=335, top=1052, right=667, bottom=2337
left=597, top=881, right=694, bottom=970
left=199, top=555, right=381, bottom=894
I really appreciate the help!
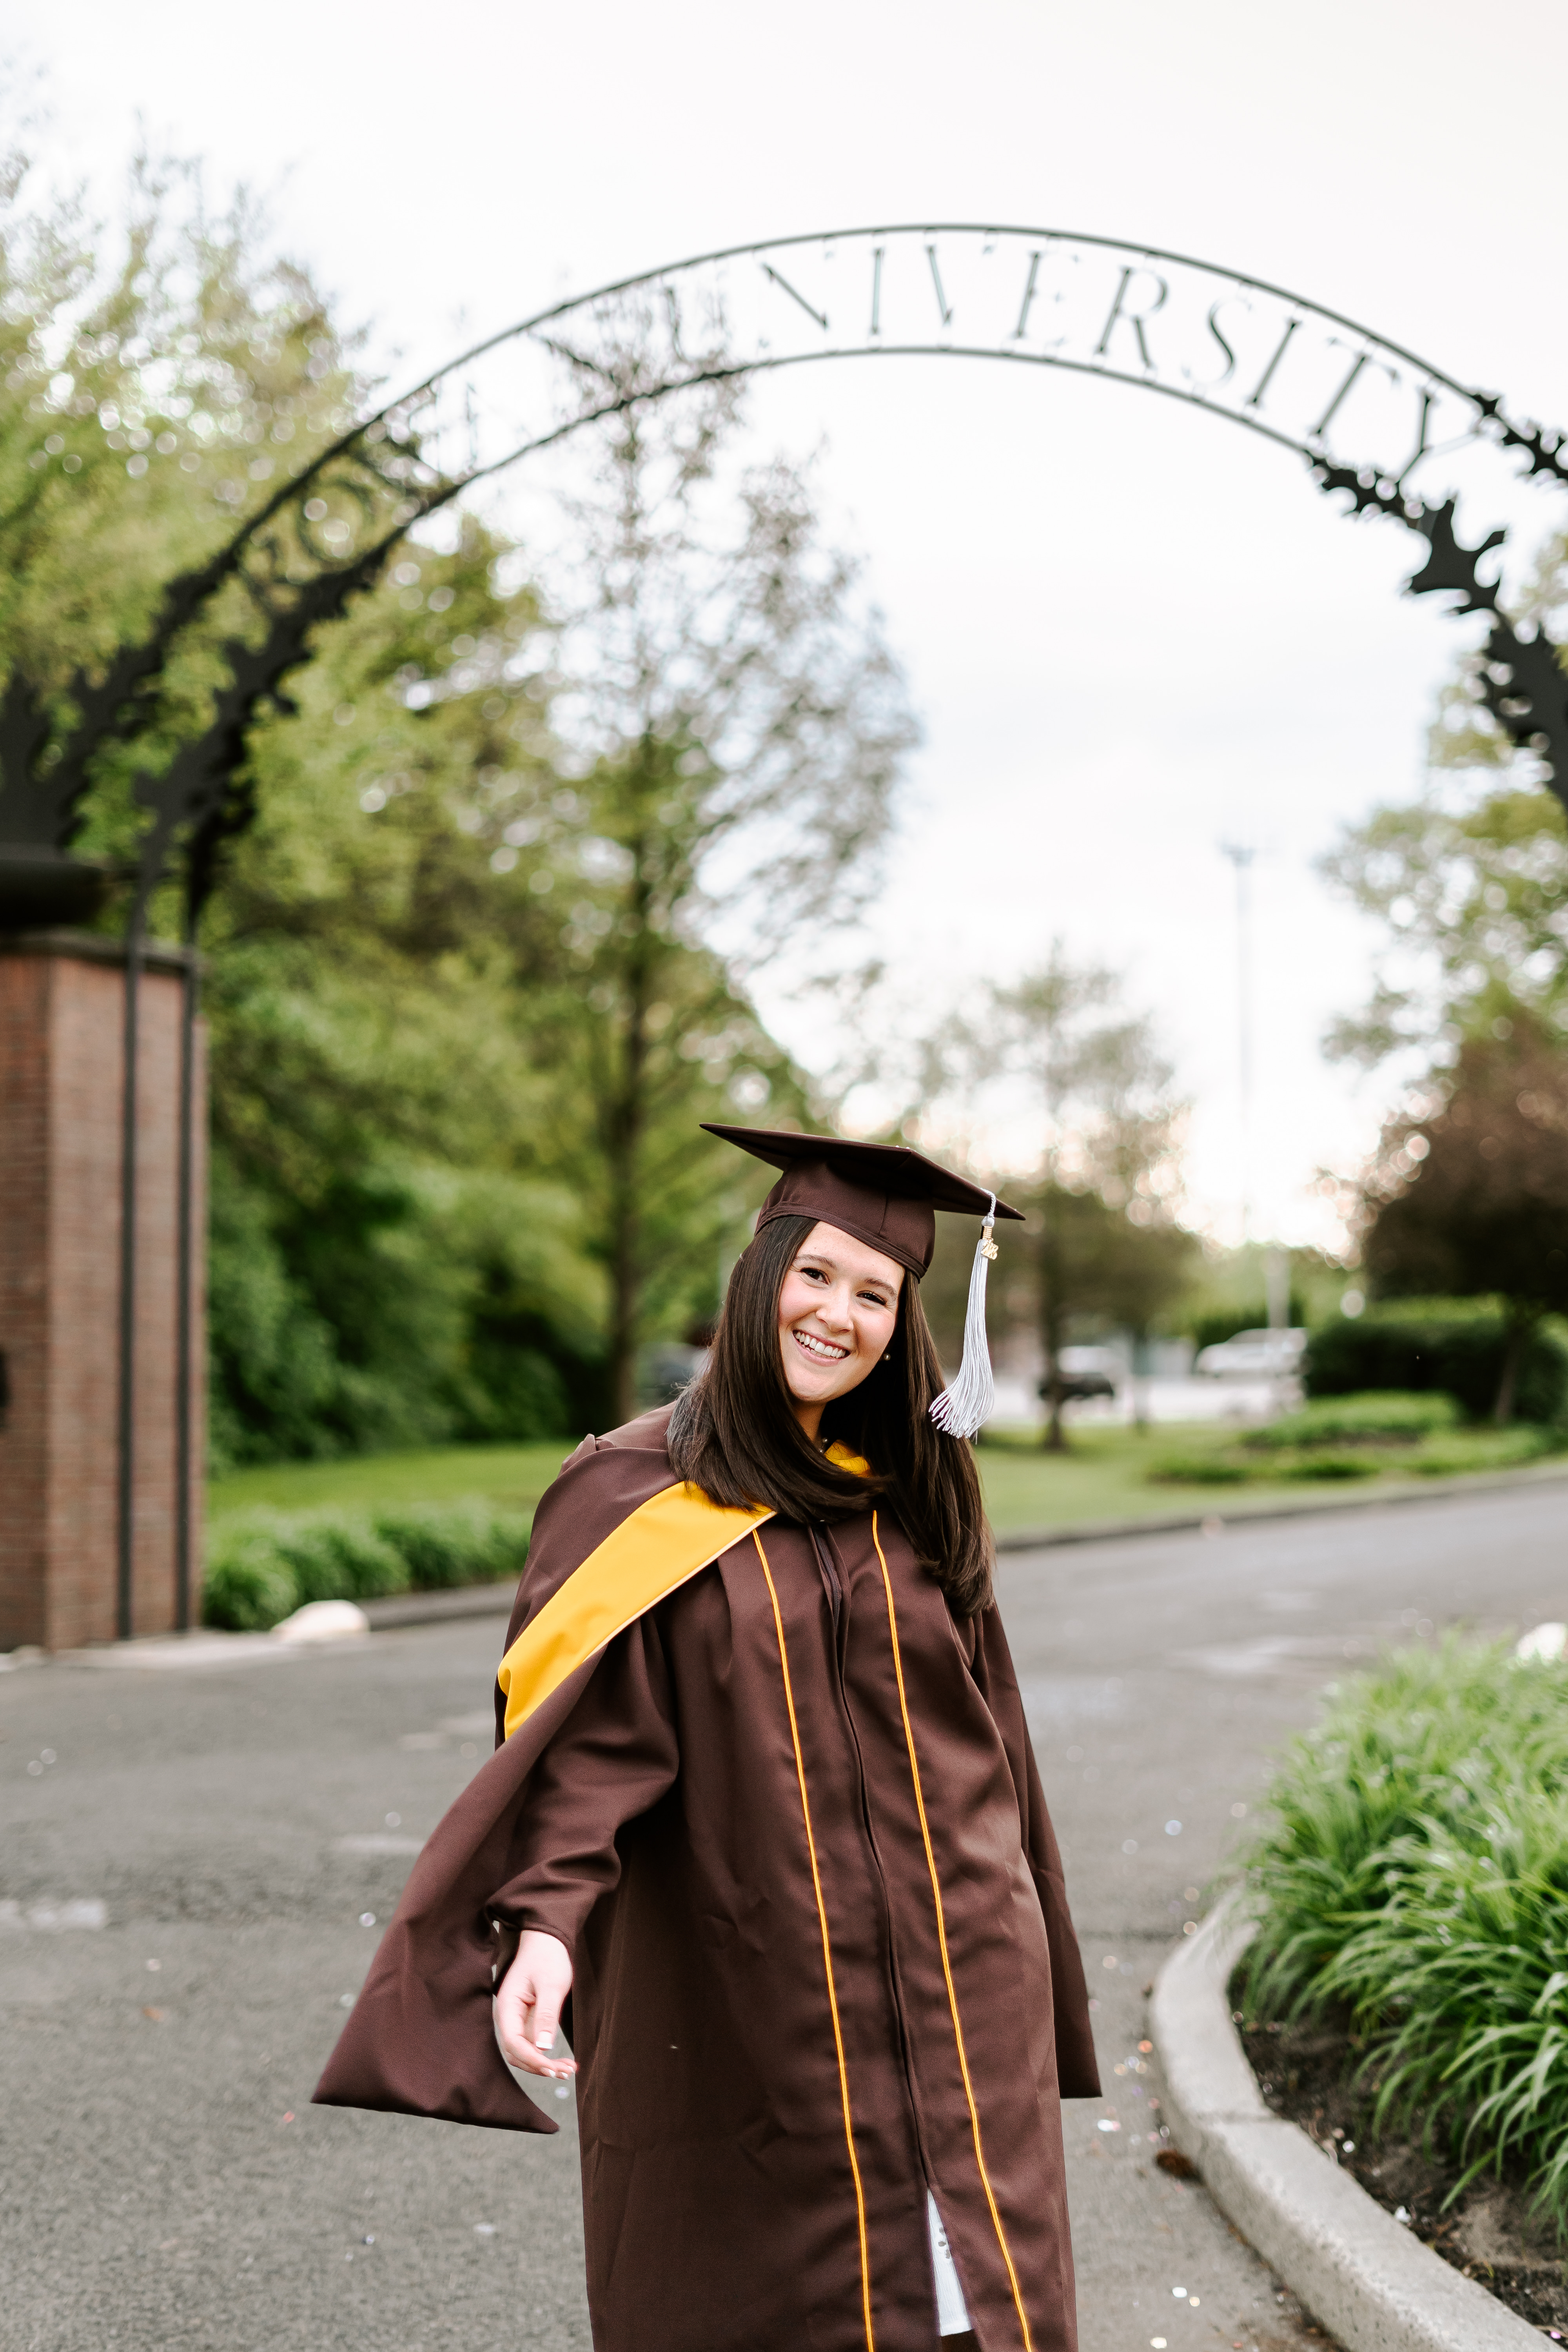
left=702, top=1124, right=1024, bottom=1281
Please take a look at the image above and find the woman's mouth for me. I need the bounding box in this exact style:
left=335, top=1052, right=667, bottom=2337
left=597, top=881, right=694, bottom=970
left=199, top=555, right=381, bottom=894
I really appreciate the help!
left=791, top=1328, right=849, bottom=1364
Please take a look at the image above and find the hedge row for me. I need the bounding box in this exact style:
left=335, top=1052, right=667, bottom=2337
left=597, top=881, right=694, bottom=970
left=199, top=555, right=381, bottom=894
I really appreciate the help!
left=203, top=1500, right=532, bottom=1631
left=1305, top=1305, right=1568, bottom=1424
left=1242, top=1391, right=1461, bottom=1448
left=1149, top=1389, right=1559, bottom=1486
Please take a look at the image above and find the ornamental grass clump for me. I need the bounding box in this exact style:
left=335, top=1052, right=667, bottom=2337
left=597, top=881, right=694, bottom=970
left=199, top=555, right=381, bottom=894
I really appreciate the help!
left=1240, top=1638, right=1568, bottom=2228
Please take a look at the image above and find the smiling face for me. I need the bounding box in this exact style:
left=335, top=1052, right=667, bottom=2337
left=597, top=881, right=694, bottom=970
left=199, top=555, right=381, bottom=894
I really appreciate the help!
left=776, top=1220, right=904, bottom=1439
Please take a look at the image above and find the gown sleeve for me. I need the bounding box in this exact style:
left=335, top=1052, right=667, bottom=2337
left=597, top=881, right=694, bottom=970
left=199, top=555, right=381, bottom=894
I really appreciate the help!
left=969, top=1601, right=1102, bottom=2100
left=314, top=1421, right=690, bottom=2132
left=485, top=1610, right=681, bottom=1961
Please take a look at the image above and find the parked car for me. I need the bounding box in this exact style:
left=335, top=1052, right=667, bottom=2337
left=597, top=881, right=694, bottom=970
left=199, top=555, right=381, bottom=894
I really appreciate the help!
left=1040, top=1346, right=1119, bottom=1404
left=1042, top=1370, right=1116, bottom=1403
left=1193, top=1327, right=1307, bottom=1380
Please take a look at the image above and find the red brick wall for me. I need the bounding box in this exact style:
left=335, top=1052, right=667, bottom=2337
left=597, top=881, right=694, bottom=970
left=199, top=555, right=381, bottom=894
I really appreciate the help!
left=0, top=938, right=207, bottom=1650
left=0, top=954, right=51, bottom=1647
left=185, top=1020, right=208, bottom=1629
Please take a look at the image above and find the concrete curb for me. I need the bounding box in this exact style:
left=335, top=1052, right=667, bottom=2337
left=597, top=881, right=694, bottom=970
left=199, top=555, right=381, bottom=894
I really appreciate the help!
left=993, top=1458, right=1568, bottom=1554
left=360, top=1584, right=515, bottom=1629
left=1150, top=1898, right=1541, bottom=2352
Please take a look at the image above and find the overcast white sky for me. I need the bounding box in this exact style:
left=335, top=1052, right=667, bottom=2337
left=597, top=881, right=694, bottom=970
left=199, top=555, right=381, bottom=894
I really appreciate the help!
left=11, top=0, right=1568, bottom=1250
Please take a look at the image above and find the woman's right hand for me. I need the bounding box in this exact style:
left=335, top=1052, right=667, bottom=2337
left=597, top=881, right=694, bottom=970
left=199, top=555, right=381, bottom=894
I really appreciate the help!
left=495, top=1929, right=577, bottom=2079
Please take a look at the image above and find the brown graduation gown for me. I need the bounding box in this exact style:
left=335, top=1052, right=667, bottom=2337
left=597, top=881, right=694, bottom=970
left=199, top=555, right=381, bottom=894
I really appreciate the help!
left=315, top=1407, right=1099, bottom=2352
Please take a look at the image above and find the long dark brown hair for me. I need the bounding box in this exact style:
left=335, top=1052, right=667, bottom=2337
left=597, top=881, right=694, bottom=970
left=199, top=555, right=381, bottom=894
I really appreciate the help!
left=667, top=1214, right=995, bottom=1614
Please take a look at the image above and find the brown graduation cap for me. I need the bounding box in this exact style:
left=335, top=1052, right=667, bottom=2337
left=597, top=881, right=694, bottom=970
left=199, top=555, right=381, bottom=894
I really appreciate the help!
left=702, top=1125, right=1022, bottom=1278
left=702, top=1125, right=1025, bottom=1438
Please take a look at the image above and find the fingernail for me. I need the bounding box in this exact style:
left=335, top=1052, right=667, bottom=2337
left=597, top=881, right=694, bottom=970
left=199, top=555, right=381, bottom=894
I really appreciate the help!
left=537, top=2031, right=554, bottom=2049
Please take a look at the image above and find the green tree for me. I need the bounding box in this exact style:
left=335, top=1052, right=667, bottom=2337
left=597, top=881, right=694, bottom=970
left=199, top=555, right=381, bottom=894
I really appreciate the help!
left=202, top=511, right=614, bottom=1461
left=1320, top=530, right=1568, bottom=1425
left=203, top=469, right=822, bottom=1458
left=1357, top=1017, right=1568, bottom=1420
left=0, top=145, right=530, bottom=1465
left=0, top=144, right=370, bottom=882
left=1322, top=535, right=1568, bottom=1067
left=996, top=954, right=1190, bottom=1447
left=474, top=361, right=918, bottom=1421
left=0, top=154, right=907, bottom=1457
left=931, top=946, right=1192, bottom=1448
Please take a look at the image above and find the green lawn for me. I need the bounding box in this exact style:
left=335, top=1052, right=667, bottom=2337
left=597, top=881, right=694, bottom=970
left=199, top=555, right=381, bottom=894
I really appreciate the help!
left=208, top=1419, right=1563, bottom=1541
left=208, top=1441, right=573, bottom=1525
left=978, top=1423, right=1277, bottom=1530
left=206, top=1426, right=1220, bottom=1534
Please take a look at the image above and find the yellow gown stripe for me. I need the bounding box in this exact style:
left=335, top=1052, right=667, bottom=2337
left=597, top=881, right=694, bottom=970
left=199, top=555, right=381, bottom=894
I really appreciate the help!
left=870, top=1510, right=1036, bottom=2352
left=752, top=1526, right=876, bottom=2352
left=497, top=1483, right=773, bottom=1740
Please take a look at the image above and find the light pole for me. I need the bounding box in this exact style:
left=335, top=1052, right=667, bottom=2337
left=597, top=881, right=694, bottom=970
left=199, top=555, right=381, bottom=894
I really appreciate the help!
left=1219, top=841, right=1257, bottom=1249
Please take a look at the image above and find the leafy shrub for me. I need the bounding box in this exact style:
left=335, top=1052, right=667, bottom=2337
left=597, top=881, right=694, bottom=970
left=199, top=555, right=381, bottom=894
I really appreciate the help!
left=1275, top=1451, right=1381, bottom=1481
left=372, top=1503, right=531, bottom=1588
left=1240, top=1640, right=1568, bottom=2229
left=1244, top=1391, right=1461, bottom=1450
left=1411, top=1428, right=1557, bottom=1475
left=1305, top=1304, right=1568, bottom=1424
left=208, top=1147, right=604, bottom=1473
left=268, top=1513, right=411, bottom=1604
left=202, top=1524, right=300, bottom=1630
left=1147, top=1405, right=1563, bottom=1491
left=1150, top=1429, right=1395, bottom=1483
left=1147, top=1451, right=1252, bottom=1485
left=201, top=1497, right=532, bottom=1628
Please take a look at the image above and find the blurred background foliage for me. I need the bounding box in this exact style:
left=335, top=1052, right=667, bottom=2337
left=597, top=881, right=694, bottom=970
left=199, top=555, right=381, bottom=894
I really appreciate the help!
left=5, top=140, right=1567, bottom=1478
left=1318, top=529, right=1568, bottom=1423
left=0, top=147, right=887, bottom=1466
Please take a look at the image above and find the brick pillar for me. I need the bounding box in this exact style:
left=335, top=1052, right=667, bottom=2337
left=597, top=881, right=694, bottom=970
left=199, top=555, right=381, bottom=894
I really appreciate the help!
left=0, top=933, right=206, bottom=1650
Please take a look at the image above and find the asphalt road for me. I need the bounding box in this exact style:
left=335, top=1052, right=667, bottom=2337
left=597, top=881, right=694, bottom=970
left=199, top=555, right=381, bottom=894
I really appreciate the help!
left=4, top=1475, right=1565, bottom=2352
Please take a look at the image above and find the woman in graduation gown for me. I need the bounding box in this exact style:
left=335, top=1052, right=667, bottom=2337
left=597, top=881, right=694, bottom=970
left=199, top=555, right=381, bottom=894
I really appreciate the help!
left=315, top=1127, right=1100, bottom=2352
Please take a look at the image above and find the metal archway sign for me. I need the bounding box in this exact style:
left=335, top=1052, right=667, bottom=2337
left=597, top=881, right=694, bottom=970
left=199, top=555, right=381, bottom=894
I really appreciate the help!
left=3, top=221, right=1564, bottom=1637
left=432, top=225, right=1568, bottom=791
left=13, top=222, right=1568, bottom=909
left=435, top=220, right=1568, bottom=524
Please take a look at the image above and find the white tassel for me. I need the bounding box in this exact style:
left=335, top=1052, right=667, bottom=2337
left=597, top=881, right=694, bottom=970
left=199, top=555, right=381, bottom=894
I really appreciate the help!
left=929, top=1194, right=998, bottom=1441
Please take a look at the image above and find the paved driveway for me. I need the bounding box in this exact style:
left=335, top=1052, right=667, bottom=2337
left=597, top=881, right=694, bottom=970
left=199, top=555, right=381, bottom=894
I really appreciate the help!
left=4, top=1477, right=1563, bottom=2351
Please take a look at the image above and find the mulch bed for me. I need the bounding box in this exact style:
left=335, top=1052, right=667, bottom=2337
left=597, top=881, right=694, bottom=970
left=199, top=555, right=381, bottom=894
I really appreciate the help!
left=1237, top=2005, right=1568, bottom=2339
